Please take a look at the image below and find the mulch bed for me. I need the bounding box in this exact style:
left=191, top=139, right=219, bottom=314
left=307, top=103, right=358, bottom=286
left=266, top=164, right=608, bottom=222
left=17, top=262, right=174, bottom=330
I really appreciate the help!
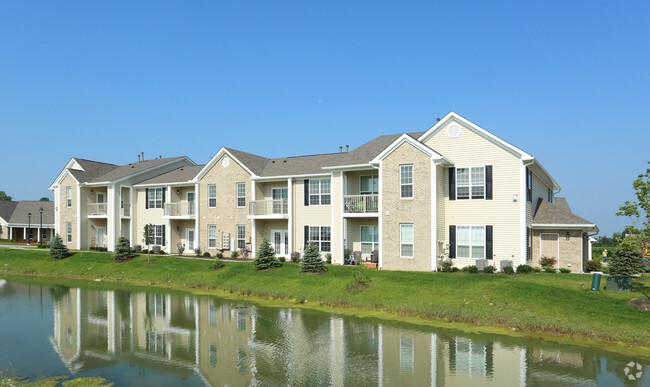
left=629, top=297, right=650, bottom=311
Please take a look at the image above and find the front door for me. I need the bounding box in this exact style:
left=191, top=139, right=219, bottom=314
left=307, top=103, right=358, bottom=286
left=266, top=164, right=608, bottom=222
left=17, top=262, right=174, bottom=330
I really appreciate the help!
left=271, top=229, right=289, bottom=257
left=186, top=228, right=195, bottom=251
left=97, top=227, right=106, bottom=247
left=272, top=188, right=288, bottom=214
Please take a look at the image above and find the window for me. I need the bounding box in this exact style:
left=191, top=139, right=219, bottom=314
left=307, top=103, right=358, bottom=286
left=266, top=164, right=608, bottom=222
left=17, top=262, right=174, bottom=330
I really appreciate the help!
left=526, top=168, right=533, bottom=202
left=400, top=224, right=414, bottom=257
left=360, top=175, right=378, bottom=194
left=66, top=222, right=72, bottom=243
left=360, top=225, right=378, bottom=254
left=66, top=187, right=72, bottom=207
left=457, top=167, right=484, bottom=200
left=208, top=184, right=216, bottom=208
left=547, top=188, right=553, bottom=203
left=309, top=178, right=331, bottom=205
left=154, top=224, right=164, bottom=246
left=400, top=165, right=413, bottom=198
left=308, top=226, right=331, bottom=252
left=148, top=188, right=163, bottom=209
left=236, top=183, right=246, bottom=207
left=237, top=225, right=246, bottom=249
left=208, top=225, right=217, bottom=248
left=456, top=226, right=485, bottom=259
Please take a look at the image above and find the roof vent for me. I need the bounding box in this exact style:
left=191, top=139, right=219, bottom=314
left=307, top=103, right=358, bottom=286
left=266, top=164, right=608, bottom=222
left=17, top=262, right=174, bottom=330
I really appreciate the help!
left=339, top=146, right=343, bottom=153
left=346, top=145, right=349, bottom=152
left=283, top=160, right=286, bottom=163
left=446, top=123, right=461, bottom=138
left=138, top=155, right=141, bottom=163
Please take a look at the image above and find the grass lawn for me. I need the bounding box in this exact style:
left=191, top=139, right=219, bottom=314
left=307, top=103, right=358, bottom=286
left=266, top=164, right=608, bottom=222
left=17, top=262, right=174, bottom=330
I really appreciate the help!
left=1, top=247, right=649, bottom=351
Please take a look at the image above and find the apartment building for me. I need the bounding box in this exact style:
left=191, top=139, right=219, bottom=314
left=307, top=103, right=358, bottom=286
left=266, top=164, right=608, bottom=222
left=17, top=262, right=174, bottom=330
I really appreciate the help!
left=49, top=112, right=597, bottom=271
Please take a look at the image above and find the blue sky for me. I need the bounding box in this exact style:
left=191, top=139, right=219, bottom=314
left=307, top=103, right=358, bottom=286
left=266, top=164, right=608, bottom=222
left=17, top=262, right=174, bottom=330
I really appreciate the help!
left=1, top=1, right=649, bottom=237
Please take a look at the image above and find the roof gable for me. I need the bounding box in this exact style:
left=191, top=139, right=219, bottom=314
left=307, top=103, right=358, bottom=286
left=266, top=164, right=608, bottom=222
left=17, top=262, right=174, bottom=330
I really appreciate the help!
left=370, top=134, right=447, bottom=165
left=196, top=148, right=258, bottom=180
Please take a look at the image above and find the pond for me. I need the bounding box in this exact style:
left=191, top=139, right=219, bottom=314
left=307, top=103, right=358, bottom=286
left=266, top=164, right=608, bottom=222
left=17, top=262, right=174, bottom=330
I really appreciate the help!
left=0, top=276, right=647, bottom=386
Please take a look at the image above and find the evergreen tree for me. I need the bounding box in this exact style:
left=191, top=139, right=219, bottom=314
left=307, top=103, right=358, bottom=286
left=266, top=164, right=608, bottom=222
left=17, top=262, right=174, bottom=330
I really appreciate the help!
left=254, top=237, right=281, bottom=270
left=114, top=236, right=134, bottom=261
left=49, top=233, right=70, bottom=260
left=300, top=242, right=327, bottom=273
left=608, top=246, right=646, bottom=275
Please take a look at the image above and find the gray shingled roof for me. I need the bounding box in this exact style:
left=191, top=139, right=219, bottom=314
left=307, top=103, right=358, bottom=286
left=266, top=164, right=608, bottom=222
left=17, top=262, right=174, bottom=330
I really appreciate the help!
left=0, top=201, right=18, bottom=222
left=8, top=201, right=55, bottom=226
left=136, top=165, right=205, bottom=185
left=225, top=148, right=270, bottom=176
left=67, top=158, right=119, bottom=183
left=533, top=197, right=595, bottom=227
left=88, top=157, right=188, bottom=183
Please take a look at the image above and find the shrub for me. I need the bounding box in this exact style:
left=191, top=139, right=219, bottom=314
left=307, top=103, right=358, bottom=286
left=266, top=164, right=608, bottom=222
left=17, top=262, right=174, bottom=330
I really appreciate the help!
left=49, top=234, right=70, bottom=260
left=231, top=251, right=240, bottom=259
left=114, top=236, right=134, bottom=261
left=585, top=259, right=602, bottom=272
left=601, top=266, right=610, bottom=274
left=326, top=253, right=332, bottom=264
left=203, top=252, right=211, bottom=258
left=216, top=253, right=224, bottom=259
left=559, top=268, right=571, bottom=273
left=159, top=250, right=166, bottom=255
left=141, top=249, right=149, bottom=254
left=300, top=242, right=326, bottom=273
left=133, top=244, right=142, bottom=253
left=608, top=247, right=645, bottom=275
left=502, top=265, right=514, bottom=274
left=533, top=266, right=542, bottom=273
left=516, top=264, right=533, bottom=274
left=194, top=247, right=202, bottom=257
left=176, top=242, right=185, bottom=255
left=540, top=256, right=557, bottom=268
left=254, top=237, right=281, bottom=270
left=544, top=267, right=557, bottom=273
left=451, top=266, right=460, bottom=272
left=278, top=256, right=286, bottom=263
left=483, top=265, right=496, bottom=274
left=352, top=265, right=372, bottom=288
left=440, top=260, right=454, bottom=272
left=212, top=258, right=225, bottom=269
left=461, top=265, right=479, bottom=273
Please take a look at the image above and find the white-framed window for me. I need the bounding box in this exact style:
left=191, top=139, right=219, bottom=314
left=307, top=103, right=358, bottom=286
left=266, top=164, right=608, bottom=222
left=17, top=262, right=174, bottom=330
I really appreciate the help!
left=309, top=178, right=331, bottom=205
left=236, top=225, right=246, bottom=249
left=148, top=188, right=164, bottom=209
left=208, top=225, right=217, bottom=248
left=66, top=222, right=72, bottom=243
left=308, top=226, right=331, bottom=252
left=236, top=183, right=246, bottom=207
left=456, top=225, right=485, bottom=259
left=360, top=225, right=378, bottom=254
left=154, top=224, right=164, bottom=246
left=66, top=186, right=72, bottom=207
left=400, top=165, right=413, bottom=198
left=360, top=175, right=378, bottom=195
left=208, top=184, right=216, bottom=208
left=400, top=223, right=414, bottom=257
left=456, top=167, right=484, bottom=200
left=547, top=188, right=553, bottom=203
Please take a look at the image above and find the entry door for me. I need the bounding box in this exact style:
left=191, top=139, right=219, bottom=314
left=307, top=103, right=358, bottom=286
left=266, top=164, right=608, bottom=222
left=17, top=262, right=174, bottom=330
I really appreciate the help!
left=186, top=228, right=195, bottom=251
left=540, top=233, right=559, bottom=266
left=272, top=188, right=288, bottom=214
left=271, top=230, right=288, bottom=257
left=97, top=227, right=106, bottom=247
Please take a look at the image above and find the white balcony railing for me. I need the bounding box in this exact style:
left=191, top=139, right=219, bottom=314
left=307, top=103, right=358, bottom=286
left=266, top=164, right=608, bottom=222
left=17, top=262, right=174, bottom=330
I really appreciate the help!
left=343, top=195, right=378, bottom=213
left=121, top=204, right=131, bottom=217
left=164, top=202, right=196, bottom=217
left=88, top=203, right=108, bottom=216
left=249, top=199, right=288, bottom=216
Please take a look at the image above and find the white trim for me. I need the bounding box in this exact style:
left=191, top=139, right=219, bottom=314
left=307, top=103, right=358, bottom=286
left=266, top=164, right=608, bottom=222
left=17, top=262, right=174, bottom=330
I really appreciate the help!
left=330, top=171, right=335, bottom=261
left=321, top=163, right=375, bottom=171
left=454, top=225, right=487, bottom=260
left=306, top=225, right=332, bottom=253
left=133, top=182, right=195, bottom=188
left=236, top=182, right=246, bottom=208
left=455, top=165, right=486, bottom=201
left=196, top=148, right=256, bottom=180
left=399, top=164, right=414, bottom=199
left=307, top=177, right=332, bottom=206
left=108, top=184, right=115, bottom=250
left=539, top=232, right=560, bottom=268
left=288, top=178, right=293, bottom=259
left=207, top=184, right=217, bottom=208
left=251, top=172, right=331, bottom=180
left=431, top=161, right=438, bottom=271
left=399, top=223, right=414, bottom=258
left=532, top=223, right=598, bottom=229
left=194, top=183, right=200, bottom=250
left=129, top=186, right=134, bottom=244
left=378, top=160, right=383, bottom=268
left=359, top=224, right=379, bottom=256
left=75, top=185, right=81, bottom=249
left=49, top=158, right=81, bottom=190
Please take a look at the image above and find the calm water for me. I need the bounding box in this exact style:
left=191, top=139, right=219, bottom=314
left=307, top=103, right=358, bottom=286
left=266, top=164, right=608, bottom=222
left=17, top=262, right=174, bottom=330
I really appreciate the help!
left=0, top=276, right=648, bottom=387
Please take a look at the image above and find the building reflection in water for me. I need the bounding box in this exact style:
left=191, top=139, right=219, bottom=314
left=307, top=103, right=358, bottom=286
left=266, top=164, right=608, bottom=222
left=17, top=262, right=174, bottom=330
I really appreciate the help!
left=42, top=284, right=625, bottom=386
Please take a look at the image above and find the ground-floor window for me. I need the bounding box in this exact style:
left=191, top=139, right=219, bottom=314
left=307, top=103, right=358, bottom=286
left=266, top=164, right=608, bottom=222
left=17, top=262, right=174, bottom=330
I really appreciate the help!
left=400, top=224, right=414, bottom=257
left=308, top=226, right=331, bottom=252
left=237, top=225, right=246, bottom=250
left=154, top=225, right=164, bottom=246
left=360, top=225, right=378, bottom=254
left=66, top=222, right=72, bottom=243
left=457, top=226, right=485, bottom=259
left=208, top=225, right=217, bottom=248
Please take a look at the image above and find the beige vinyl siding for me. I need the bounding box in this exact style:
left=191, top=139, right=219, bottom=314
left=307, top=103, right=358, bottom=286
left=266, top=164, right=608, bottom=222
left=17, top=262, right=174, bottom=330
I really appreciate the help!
left=346, top=218, right=379, bottom=258
left=436, top=164, right=446, bottom=259
left=425, top=120, right=522, bottom=268
left=331, top=171, right=342, bottom=263
left=526, top=171, right=553, bottom=225
left=261, top=182, right=288, bottom=200
left=133, top=187, right=166, bottom=248
left=345, top=170, right=379, bottom=195
left=197, top=154, right=252, bottom=257
left=293, top=178, right=332, bottom=256
left=381, top=141, right=432, bottom=271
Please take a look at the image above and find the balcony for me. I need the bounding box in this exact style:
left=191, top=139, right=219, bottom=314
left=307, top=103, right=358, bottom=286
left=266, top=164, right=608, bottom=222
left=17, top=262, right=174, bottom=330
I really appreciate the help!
left=164, top=202, right=196, bottom=218
left=249, top=199, right=288, bottom=219
left=121, top=204, right=131, bottom=217
left=88, top=203, right=108, bottom=217
left=343, top=195, right=378, bottom=215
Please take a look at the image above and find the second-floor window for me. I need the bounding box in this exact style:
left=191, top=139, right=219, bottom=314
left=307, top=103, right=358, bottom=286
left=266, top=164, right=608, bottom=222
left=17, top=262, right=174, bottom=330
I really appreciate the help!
left=360, top=175, right=378, bottom=194
left=66, top=187, right=72, bottom=207
left=308, top=178, right=331, bottom=206
left=400, top=165, right=413, bottom=198
left=147, top=188, right=164, bottom=209
left=236, top=183, right=246, bottom=207
left=208, top=184, right=216, bottom=208
left=457, top=167, right=484, bottom=200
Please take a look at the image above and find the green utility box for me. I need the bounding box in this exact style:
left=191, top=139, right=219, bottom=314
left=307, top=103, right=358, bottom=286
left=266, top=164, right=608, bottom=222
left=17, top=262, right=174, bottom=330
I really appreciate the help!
left=590, top=273, right=601, bottom=291
left=605, top=275, right=632, bottom=292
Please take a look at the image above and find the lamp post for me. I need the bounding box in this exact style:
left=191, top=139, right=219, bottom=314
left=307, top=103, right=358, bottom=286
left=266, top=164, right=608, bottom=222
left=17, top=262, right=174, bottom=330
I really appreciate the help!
left=27, top=212, right=32, bottom=245
left=39, top=207, right=43, bottom=245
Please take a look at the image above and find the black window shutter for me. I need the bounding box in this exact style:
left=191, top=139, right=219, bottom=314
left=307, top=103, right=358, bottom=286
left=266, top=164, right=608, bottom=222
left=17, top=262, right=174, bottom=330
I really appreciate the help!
left=526, top=168, right=532, bottom=202
left=486, top=225, right=493, bottom=260
left=162, top=189, right=166, bottom=205
left=485, top=165, right=493, bottom=200
left=145, top=188, right=149, bottom=209
left=304, top=225, right=309, bottom=248
left=449, top=225, right=456, bottom=258
left=162, top=225, right=166, bottom=246
left=449, top=168, right=456, bottom=200
left=304, top=180, right=310, bottom=206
